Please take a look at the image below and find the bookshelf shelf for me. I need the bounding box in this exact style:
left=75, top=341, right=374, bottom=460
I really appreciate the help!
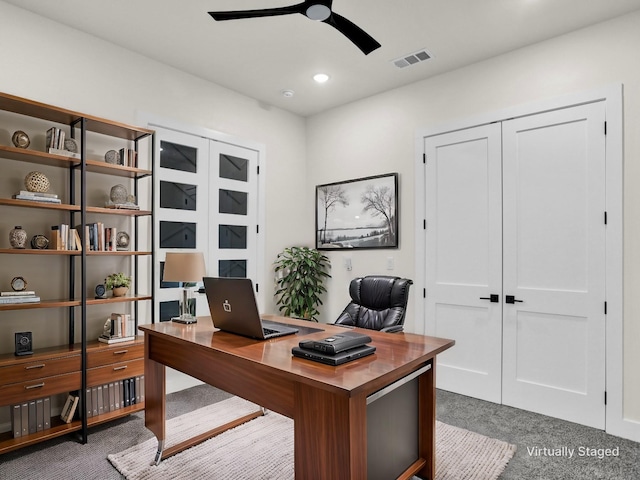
left=0, top=91, right=154, bottom=454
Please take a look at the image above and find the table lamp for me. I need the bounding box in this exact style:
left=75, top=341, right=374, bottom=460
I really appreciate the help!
left=163, top=252, right=206, bottom=324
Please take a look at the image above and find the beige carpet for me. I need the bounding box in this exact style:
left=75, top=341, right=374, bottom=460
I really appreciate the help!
left=108, top=397, right=516, bottom=480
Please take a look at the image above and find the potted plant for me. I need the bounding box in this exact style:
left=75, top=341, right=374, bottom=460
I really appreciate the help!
left=274, top=246, right=331, bottom=322
left=105, top=272, right=131, bottom=297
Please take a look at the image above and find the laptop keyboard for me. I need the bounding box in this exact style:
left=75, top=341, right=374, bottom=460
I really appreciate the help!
left=263, top=327, right=278, bottom=336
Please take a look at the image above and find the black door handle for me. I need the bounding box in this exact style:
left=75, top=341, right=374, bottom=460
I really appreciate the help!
left=479, top=294, right=499, bottom=303
left=505, top=295, right=523, bottom=304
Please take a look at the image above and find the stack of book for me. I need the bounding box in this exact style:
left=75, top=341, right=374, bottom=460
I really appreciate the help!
left=85, top=375, right=144, bottom=418
left=50, top=224, right=82, bottom=251
left=0, top=291, right=40, bottom=305
left=98, top=313, right=135, bottom=344
left=77, top=223, right=119, bottom=251
left=118, top=147, right=138, bottom=168
left=46, top=127, right=80, bottom=159
left=11, top=396, right=52, bottom=438
left=12, top=190, right=61, bottom=204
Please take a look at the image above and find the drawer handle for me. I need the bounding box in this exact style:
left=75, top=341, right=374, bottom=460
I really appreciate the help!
left=25, top=364, right=46, bottom=370
left=113, top=350, right=128, bottom=355
left=113, top=366, right=128, bottom=371
left=25, top=382, right=45, bottom=390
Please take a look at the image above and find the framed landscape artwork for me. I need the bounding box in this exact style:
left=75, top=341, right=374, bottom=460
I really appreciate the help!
left=316, top=173, right=398, bottom=250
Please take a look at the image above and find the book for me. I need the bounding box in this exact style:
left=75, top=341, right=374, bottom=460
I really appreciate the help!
left=43, top=396, right=51, bottom=429
left=85, top=387, right=92, bottom=418
left=17, top=190, right=58, bottom=198
left=60, top=394, right=73, bottom=421
left=0, top=296, right=40, bottom=304
left=11, top=404, right=21, bottom=438
left=1, top=291, right=36, bottom=296
left=102, top=383, right=110, bottom=413
left=36, top=398, right=44, bottom=432
left=98, top=335, right=135, bottom=344
left=21, top=402, right=28, bottom=436
left=48, top=147, right=80, bottom=159
left=91, top=387, right=98, bottom=416
left=28, top=400, right=36, bottom=434
left=62, top=395, right=79, bottom=423
left=12, top=194, right=62, bottom=204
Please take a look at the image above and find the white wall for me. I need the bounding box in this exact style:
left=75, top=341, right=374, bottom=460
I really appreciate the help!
left=306, top=11, right=640, bottom=430
left=0, top=0, right=307, bottom=341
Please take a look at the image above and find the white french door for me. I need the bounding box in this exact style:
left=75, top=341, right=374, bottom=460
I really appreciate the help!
left=424, top=102, right=607, bottom=428
left=153, top=127, right=260, bottom=320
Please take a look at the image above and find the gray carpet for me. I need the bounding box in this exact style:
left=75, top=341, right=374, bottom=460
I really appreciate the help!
left=0, top=386, right=638, bottom=479
left=437, top=390, right=640, bottom=480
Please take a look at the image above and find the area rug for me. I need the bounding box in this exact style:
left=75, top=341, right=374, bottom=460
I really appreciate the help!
left=108, top=396, right=516, bottom=480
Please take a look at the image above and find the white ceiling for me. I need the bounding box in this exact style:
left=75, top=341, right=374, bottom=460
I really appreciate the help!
left=7, top=0, right=640, bottom=116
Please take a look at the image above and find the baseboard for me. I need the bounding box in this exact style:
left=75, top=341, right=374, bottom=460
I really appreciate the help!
left=607, top=416, right=640, bottom=443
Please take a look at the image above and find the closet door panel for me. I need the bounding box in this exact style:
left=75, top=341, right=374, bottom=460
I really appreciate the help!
left=502, top=102, right=606, bottom=429
left=424, top=123, right=503, bottom=403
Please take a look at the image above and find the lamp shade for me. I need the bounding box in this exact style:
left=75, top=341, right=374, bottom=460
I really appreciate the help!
left=163, top=252, right=206, bottom=282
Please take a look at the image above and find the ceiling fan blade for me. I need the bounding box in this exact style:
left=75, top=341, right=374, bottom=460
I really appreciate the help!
left=323, top=12, right=381, bottom=55
left=209, top=4, right=305, bottom=21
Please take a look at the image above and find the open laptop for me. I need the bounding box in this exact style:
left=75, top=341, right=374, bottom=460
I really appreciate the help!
left=203, top=277, right=298, bottom=340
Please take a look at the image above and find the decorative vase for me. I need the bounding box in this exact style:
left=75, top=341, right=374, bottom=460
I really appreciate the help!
left=110, top=184, right=128, bottom=204
left=112, top=286, right=128, bottom=297
left=24, top=171, right=50, bottom=193
left=9, top=226, right=27, bottom=249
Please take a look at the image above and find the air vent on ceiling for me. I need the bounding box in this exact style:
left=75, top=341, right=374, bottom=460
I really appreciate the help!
left=392, top=49, right=433, bottom=69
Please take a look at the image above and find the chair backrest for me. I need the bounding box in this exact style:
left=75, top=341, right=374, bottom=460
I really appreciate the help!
left=334, top=275, right=413, bottom=332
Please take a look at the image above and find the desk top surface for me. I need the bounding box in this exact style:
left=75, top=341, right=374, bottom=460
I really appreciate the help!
left=140, top=315, right=454, bottom=395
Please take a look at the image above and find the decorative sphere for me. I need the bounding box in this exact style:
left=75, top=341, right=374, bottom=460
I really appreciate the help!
left=110, top=184, right=128, bottom=204
left=12, top=130, right=30, bottom=148
left=24, top=171, right=50, bottom=193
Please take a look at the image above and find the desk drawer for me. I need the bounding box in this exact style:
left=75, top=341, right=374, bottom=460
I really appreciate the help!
left=87, top=359, right=144, bottom=386
left=87, top=344, right=143, bottom=368
left=0, top=355, right=80, bottom=387
left=0, top=372, right=81, bottom=405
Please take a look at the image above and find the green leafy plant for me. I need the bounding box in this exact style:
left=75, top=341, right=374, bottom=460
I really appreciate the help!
left=274, top=246, right=331, bottom=322
left=104, top=272, right=131, bottom=290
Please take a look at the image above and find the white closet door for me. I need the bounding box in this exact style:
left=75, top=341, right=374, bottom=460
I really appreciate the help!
left=424, top=123, right=503, bottom=403
left=502, top=102, right=606, bottom=428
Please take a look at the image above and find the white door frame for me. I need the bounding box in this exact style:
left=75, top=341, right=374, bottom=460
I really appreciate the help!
left=414, top=84, right=629, bottom=440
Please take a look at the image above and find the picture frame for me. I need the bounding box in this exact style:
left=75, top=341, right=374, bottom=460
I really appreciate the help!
left=316, top=173, right=398, bottom=250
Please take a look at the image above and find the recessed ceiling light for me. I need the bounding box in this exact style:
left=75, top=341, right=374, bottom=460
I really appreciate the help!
left=313, top=73, right=330, bottom=84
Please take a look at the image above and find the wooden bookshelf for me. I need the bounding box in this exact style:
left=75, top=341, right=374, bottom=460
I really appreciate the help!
left=0, top=91, right=154, bottom=454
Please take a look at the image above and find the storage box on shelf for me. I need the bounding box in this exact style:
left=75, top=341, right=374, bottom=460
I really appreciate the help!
left=0, top=91, right=154, bottom=454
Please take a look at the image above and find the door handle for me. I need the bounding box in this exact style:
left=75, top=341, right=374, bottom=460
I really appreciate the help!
left=479, top=294, right=499, bottom=303
left=505, top=295, right=523, bottom=304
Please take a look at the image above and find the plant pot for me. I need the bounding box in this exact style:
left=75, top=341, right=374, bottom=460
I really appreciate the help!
left=112, top=286, right=128, bottom=297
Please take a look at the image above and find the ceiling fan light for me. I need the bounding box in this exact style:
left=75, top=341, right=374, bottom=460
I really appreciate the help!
left=306, top=4, right=331, bottom=21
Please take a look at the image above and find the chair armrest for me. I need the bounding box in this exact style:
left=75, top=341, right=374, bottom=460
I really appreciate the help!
left=380, top=325, right=404, bottom=333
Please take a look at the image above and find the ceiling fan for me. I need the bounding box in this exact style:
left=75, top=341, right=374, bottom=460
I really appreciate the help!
left=208, top=1, right=381, bottom=55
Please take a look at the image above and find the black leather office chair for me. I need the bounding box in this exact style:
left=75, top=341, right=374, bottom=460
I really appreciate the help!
left=334, top=275, right=413, bottom=333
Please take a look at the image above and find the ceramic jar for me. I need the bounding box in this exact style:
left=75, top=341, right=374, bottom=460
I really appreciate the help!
left=10, top=226, right=27, bottom=249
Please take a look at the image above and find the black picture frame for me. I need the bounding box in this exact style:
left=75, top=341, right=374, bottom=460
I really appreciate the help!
left=316, top=173, right=399, bottom=250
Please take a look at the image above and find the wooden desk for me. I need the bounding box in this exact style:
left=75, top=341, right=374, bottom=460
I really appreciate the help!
left=140, top=316, right=454, bottom=480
